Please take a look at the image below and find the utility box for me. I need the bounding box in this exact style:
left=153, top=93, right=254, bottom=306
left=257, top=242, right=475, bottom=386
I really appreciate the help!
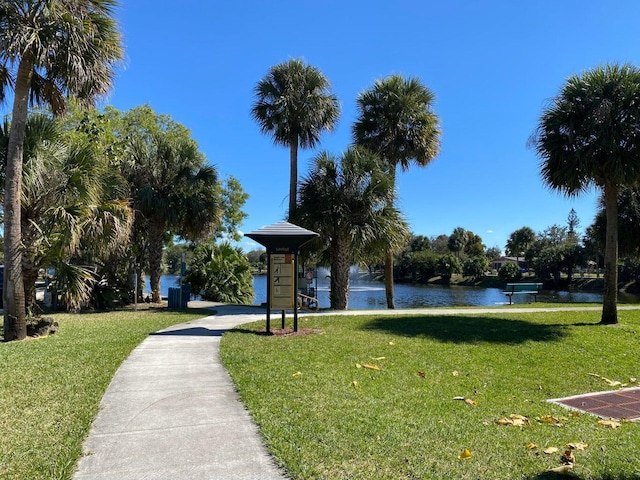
left=168, top=285, right=190, bottom=310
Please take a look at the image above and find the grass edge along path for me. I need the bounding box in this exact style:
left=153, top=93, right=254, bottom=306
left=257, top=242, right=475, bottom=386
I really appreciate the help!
left=221, top=309, right=640, bottom=480
left=0, top=308, right=211, bottom=480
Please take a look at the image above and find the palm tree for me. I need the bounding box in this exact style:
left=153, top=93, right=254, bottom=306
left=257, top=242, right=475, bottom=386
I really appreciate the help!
left=0, top=113, right=132, bottom=312
left=353, top=75, right=441, bottom=309
left=251, top=59, right=340, bottom=219
left=124, top=114, right=221, bottom=303
left=0, top=0, right=122, bottom=340
left=531, top=63, right=640, bottom=325
left=296, top=147, right=408, bottom=310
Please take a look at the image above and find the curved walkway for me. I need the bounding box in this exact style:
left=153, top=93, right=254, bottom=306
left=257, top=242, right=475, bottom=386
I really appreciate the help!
left=73, top=303, right=640, bottom=479
left=73, top=305, right=285, bottom=480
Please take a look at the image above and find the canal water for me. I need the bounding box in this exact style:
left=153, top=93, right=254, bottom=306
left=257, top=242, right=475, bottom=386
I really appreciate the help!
left=151, top=272, right=638, bottom=309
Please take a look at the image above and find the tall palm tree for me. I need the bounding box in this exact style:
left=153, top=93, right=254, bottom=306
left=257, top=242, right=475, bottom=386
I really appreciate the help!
left=125, top=121, right=221, bottom=303
left=353, top=75, right=441, bottom=309
left=296, top=146, right=408, bottom=310
left=0, top=0, right=122, bottom=340
left=531, top=63, right=640, bottom=325
left=251, top=59, right=340, bottom=219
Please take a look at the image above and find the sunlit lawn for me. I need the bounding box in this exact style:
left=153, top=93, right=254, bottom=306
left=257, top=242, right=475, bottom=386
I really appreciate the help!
left=0, top=308, right=210, bottom=480
left=221, top=309, right=640, bottom=479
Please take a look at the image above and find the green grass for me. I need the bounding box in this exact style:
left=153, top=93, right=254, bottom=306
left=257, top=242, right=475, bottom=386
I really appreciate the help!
left=221, top=309, right=640, bottom=479
left=0, top=308, right=210, bottom=480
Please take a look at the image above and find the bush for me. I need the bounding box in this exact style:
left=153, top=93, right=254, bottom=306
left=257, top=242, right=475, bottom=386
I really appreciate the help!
left=498, top=262, right=522, bottom=281
left=463, top=256, right=489, bottom=279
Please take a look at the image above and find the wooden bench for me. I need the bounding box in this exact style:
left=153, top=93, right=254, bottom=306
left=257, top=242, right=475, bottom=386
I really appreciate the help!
left=503, top=283, right=543, bottom=305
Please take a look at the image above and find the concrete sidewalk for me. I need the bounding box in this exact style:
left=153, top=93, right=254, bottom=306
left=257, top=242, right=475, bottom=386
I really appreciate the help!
left=73, top=306, right=287, bottom=480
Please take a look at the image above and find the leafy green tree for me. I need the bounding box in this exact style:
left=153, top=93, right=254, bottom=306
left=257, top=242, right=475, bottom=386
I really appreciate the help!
left=498, top=262, right=522, bottom=282
left=464, top=232, right=485, bottom=258
left=485, top=246, right=502, bottom=261
left=448, top=227, right=468, bottom=258
left=463, top=256, right=489, bottom=280
left=531, top=63, right=640, bottom=324
left=185, top=242, right=254, bottom=304
left=251, top=59, right=340, bottom=218
left=353, top=75, right=441, bottom=308
left=296, top=147, right=407, bottom=309
left=0, top=0, right=122, bottom=340
left=505, top=227, right=535, bottom=268
left=436, top=254, right=462, bottom=283
left=122, top=107, right=222, bottom=302
left=217, top=177, right=249, bottom=242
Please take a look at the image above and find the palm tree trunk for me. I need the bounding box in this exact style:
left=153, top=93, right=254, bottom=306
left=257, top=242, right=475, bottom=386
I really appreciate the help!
left=3, top=55, right=33, bottom=341
left=330, top=235, right=350, bottom=310
left=384, top=251, right=395, bottom=309
left=288, top=137, right=298, bottom=220
left=601, top=182, right=619, bottom=325
left=148, top=224, right=165, bottom=303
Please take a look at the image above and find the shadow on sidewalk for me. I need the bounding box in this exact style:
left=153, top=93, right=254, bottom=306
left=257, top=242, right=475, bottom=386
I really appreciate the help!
left=151, top=327, right=226, bottom=337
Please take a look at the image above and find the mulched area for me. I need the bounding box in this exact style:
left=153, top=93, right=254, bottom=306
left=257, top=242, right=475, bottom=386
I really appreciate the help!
left=549, top=387, right=640, bottom=421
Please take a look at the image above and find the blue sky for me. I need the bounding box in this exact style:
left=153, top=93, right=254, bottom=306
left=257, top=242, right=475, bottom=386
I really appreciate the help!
left=38, top=2, right=640, bottom=252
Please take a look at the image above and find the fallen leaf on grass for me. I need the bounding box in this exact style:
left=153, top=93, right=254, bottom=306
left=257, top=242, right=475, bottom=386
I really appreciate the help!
left=362, top=363, right=380, bottom=371
left=371, top=356, right=385, bottom=360
left=417, top=371, right=426, bottom=378
left=388, top=341, right=395, bottom=346
left=526, top=443, right=537, bottom=450
left=465, top=398, right=478, bottom=406
left=543, top=447, right=559, bottom=454
left=458, top=448, right=472, bottom=459
left=355, top=363, right=362, bottom=369
left=567, top=442, right=588, bottom=450
left=537, top=415, right=566, bottom=427
left=561, top=449, right=575, bottom=465
left=496, top=414, right=531, bottom=427
left=292, top=371, right=302, bottom=377
left=547, top=464, right=577, bottom=476
left=598, top=419, right=621, bottom=429
left=452, top=370, right=460, bottom=376
left=352, top=380, right=359, bottom=388
left=588, top=373, right=623, bottom=387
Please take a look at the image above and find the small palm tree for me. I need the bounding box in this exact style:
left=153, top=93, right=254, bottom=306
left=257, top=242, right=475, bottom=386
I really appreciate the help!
left=353, top=75, right=441, bottom=308
left=531, top=63, right=640, bottom=325
left=252, top=59, right=340, bottom=218
left=296, top=147, right=408, bottom=310
left=0, top=0, right=122, bottom=340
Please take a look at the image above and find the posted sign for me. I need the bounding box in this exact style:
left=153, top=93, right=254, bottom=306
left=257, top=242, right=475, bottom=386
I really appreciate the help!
left=270, top=254, right=294, bottom=309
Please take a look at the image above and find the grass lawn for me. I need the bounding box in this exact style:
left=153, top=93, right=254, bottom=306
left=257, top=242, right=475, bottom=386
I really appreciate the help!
left=221, top=309, right=640, bottom=480
left=0, top=308, right=211, bottom=480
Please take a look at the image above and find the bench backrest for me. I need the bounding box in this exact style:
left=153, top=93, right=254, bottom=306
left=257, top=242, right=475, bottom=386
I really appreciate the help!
left=505, top=283, right=543, bottom=292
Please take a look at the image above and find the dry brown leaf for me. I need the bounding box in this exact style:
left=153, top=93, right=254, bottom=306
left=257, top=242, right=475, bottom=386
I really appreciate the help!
left=496, top=418, right=513, bottom=425
left=371, top=356, right=385, bottom=360
left=355, top=363, right=362, bottom=369
left=598, top=419, right=621, bottom=429
left=543, top=447, right=559, bottom=454
left=352, top=380, right=359, bottom=388
left=547, top=464, right=577, bottom=476
left=292, top=371, right=302, bottom=377
left=362, top=363, right=380, bottom=371
left=567, top=442, right=588, bottom=450
left=465, top=398, right=478, bottom=406
left=526, top=443, right=537, bottom=450
left=452, top=370, right=460, bottom=376
left=510, top=414, right=531, bottom=426
left=458, top=448, right=472, bottom=459
left=561, top=449, right=575, bottom=465
left=417, top=371, right=426, bottom=378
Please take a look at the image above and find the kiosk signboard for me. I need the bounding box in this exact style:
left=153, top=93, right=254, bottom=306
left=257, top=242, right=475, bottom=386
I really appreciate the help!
left=269, top=254, right=294, bottom=309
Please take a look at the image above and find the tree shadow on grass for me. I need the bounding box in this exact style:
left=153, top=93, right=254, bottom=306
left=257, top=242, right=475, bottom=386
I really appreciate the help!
left=362, top=315, right=568, bottom=344
left=525, top=473, right=640, bottom=480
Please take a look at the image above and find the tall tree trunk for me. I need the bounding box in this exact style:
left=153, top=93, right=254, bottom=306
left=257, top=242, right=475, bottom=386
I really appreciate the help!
left=288, top=137, right=298, bottom=220
left=601, top=182, right=619, bottom=325
left=330, top=235, right=350, bottom=310
left=384, top=166, right=397, bottom=309
left=148, top=224, right=165, bottom=303
left=384, top=251, right=395, bottom=309
left=3, top=56, right=33, bottom=341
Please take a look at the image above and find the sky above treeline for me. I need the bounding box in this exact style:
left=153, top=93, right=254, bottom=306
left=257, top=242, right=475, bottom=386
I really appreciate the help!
left=7, top=1, right=640, bottom=253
